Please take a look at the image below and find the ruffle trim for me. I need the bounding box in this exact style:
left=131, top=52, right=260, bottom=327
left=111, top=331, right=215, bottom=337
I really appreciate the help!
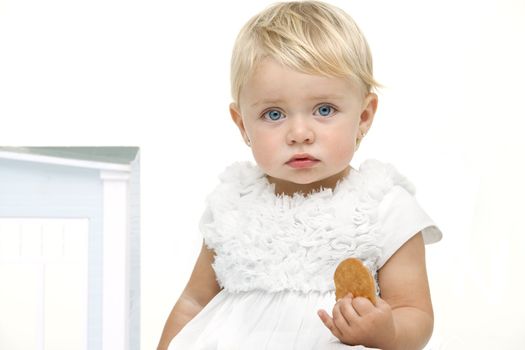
left=200, top=159, right=416, bottom=293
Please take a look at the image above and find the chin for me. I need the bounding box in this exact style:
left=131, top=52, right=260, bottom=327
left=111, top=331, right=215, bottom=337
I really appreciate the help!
left=287, top=174, right=325, bottom=185
left=289, top=178, right=316, bottom=185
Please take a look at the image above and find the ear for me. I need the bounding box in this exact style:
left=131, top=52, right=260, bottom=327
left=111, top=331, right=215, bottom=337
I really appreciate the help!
left=358, top=92, right=378, bottom=133
left=229, top=102, right=251, bottom=146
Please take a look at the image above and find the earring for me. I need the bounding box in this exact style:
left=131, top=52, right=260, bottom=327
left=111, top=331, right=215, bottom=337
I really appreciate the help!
left=246, top=139, right=251, bottom=147
left=355, top=131, right=366, bottom=149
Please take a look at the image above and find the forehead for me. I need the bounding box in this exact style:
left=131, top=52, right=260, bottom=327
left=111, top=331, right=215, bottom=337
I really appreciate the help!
left=241, top=58, right=364, bottom=105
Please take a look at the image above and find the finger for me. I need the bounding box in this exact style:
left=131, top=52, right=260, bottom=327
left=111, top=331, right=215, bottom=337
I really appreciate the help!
left=318, top=309, right=330, bottom=323
left=336, top=292, right=353, bottom=302
left=339, top=296, right=360, bottom=324
left=332, top=302, right=350, bottom=333
left=352, top=296, right=375, bottom=316
left=318, top=309, right=342, bottom=338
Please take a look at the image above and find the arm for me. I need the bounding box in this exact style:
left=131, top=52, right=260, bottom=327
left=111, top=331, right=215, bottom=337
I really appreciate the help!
left=319, top=232, right=434, bottom=350
left=378, top=232, right=433, bottom=349
left=157, top=241, right=221, bottom=350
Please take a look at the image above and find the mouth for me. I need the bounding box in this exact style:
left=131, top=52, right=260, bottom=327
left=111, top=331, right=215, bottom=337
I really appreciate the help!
left=286, top=153, right=320, bottom=169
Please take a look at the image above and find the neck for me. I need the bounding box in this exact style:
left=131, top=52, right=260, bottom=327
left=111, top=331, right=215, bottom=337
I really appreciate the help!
left=267, top=166, right=351, bottom=197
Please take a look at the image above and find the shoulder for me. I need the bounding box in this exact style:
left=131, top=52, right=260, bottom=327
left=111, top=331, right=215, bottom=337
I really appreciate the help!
left=356, top=159, right=416, bottom=198
left=358, top=159, right=443, bottom=267
left=199, top=161, right=267, bottom=237
left=217, top=161, right=264, bottom=186
left=203, top=161, right=265, bottom=202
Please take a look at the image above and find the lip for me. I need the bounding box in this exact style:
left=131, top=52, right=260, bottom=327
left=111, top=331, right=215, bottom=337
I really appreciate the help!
left=286, top=153, right=320, bottom=169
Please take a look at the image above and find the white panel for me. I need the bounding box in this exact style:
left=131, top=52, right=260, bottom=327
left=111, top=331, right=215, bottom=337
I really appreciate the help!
left=0, top=218, right=88, bottom=350
left=100, top=170, right=130, bottom=350
left=0, top=264, right=41, bottom=350
left=45, top=263, right=87, bottom=350
left=44, top=219, right=88, bottom=350
left=20, top=221, right=42, bottom=258
left=64, top=222, right=87, bottom=263
left=42, top=221, right=64, bottom=260
left=0, top=221, right=21, bottom=257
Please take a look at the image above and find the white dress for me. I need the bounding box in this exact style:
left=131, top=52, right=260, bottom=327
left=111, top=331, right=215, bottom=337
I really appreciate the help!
left=168, top=159, right=442, bottom=350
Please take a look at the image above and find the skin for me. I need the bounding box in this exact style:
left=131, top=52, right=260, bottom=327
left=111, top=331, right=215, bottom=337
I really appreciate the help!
left=157, top=243, right=221, bottom=350
left=158, top=58, right=434, bottom=349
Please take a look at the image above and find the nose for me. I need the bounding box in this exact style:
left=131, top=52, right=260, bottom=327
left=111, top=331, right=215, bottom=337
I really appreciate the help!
left=286, top=116, right=315, bottom=145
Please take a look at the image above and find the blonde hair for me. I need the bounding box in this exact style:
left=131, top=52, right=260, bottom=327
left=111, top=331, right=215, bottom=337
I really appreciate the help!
left=230, top=1, right=380, bottom=105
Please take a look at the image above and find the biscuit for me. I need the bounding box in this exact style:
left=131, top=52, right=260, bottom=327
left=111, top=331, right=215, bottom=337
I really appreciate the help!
left=334, top=258, right=376, bottom=304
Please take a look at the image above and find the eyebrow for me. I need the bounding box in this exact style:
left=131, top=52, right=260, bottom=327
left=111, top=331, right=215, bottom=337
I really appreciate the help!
left=251, top=99, right=285, bottom=107
left=251, top=94, right=345, bottom=107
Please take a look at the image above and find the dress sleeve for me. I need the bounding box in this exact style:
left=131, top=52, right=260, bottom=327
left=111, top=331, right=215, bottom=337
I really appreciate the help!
left=376, top=185, right=442, bottom=268
left=198, top=205, right=216, bottom=250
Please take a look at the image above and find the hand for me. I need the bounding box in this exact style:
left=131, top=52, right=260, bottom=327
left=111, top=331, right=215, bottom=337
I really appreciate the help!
left=318, top=293, right=397, bottom=350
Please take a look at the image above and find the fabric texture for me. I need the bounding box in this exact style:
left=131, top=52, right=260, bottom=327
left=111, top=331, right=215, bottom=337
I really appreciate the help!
left=168, top=159, right=442, bottom=350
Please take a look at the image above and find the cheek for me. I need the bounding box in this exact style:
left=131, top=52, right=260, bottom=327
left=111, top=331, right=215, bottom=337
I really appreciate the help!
left=250, top=130, right=281, bottom=167
left=325, top=132, right=356, bottom=161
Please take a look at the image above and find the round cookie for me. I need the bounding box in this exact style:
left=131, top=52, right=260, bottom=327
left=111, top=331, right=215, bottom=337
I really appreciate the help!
left=334, top=258, right=376, bottom=304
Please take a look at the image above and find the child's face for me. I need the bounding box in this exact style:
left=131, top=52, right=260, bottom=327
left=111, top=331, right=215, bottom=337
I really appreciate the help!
left=230, top=58, right=377, bottom=195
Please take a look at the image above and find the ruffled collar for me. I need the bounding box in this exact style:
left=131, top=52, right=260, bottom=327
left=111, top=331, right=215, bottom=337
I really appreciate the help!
left=217, top=160, right=368, bottom=206
left=201, top=159, right=413, bottom=293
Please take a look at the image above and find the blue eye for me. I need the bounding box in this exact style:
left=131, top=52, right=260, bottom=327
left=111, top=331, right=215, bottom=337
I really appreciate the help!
left=264, top=109, right=284, bottom=121
left=316, top=104, right=335, bottom=117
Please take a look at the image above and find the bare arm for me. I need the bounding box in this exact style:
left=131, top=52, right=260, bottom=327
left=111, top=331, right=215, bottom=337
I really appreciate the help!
left=378, top=232, right=434, bottom=350
left=157, top=241, right=221, bottom=350
left=319, top=232, right=434, bottom=350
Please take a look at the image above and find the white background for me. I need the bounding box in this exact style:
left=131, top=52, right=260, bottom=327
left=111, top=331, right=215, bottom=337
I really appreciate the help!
left=1, top=0, right=524, bottom=349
